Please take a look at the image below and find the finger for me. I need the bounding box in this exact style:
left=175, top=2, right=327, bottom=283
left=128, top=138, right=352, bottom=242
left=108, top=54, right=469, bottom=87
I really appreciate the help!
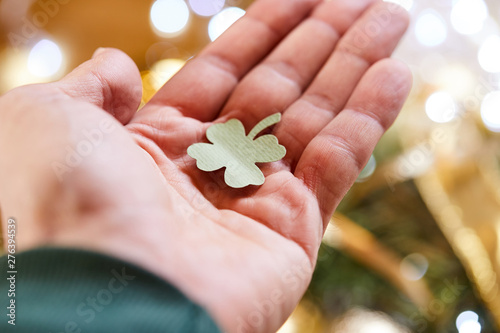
left=277, top=1, right=409, bottom=167
left=295, top=59, right=412, bottom=223
left=146, top=0, right=321, bottom=121
left=56, top=48, right=142, bottom=125
left=218, top=0, right=378, bottom=125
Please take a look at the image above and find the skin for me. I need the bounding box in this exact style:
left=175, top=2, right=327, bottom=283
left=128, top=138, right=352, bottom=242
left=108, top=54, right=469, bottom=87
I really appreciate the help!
left=0, top=0, right=411, bottom=332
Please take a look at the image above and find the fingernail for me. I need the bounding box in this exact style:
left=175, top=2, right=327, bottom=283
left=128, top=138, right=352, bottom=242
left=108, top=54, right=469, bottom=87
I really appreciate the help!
left=92, top=47, right=107, bottom=58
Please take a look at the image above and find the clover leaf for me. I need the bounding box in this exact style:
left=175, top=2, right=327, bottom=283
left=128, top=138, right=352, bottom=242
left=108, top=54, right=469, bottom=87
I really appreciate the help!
left=187, top=113, right=286, bottom=188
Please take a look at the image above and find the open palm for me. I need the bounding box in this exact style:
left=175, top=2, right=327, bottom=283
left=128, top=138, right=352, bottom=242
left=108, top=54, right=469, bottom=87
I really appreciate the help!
left=0, top=0, right=411, bottom=332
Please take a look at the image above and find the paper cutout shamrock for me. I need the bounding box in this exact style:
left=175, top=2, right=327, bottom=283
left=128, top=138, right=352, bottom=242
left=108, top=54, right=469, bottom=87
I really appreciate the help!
left=187, top=113, right=286, bottom=188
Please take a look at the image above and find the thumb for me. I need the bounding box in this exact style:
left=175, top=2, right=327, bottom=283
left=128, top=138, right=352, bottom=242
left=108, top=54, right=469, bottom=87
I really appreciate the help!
left=56, top=48, right=143, bottom=125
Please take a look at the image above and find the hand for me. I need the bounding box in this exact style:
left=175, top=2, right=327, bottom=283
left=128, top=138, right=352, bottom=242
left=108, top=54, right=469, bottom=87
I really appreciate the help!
left=0, top=0, right=411, bottom=332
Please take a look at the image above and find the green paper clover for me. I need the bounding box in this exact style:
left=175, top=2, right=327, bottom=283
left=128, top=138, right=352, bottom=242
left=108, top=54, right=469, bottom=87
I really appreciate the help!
left=187, top=113, right=286, bottom=188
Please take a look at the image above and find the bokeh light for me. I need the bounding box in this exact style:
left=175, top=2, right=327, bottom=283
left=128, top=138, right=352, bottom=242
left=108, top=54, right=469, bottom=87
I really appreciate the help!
left=400, top=253, right=429, bottom=281
left=150, top=58, right=186, bottom=90
left=478, top=35, right=500, bottom=73
left=27, top=39, right=63, bottom=78
left=415, top=10, right=447, bottom=47
left=480, top=91, right=500, bottom=132
left=335, top=309, right=409, bottom=333
left=276, top=317, right=296, bottom=333
left=459, top=321, right=482, bottom=333
left=356, top=155, right=377, bottom=183
left=189, top=0, right=225, bottom=17
left=150, top=0, right=190, bottom=35
left=450, top=0, right=488, bottom=35
left=425, top=91, right=457, bottom=123
left=208, top=7, right=246, bottom=41
left=457, top=311, right=480, bottom=330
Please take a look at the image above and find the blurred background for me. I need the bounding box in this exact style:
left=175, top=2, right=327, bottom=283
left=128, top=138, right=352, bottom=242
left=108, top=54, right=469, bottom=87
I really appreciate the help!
left=0, top=0, right=499, bottom=332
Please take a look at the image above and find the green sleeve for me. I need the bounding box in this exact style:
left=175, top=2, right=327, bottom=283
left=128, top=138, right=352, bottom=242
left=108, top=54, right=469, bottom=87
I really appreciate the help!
left=0, top=248, right=222, bottom=333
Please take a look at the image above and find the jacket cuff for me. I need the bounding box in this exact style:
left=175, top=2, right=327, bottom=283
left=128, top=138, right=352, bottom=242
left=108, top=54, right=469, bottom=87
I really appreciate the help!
left=0, top=247, right=221, bottom=333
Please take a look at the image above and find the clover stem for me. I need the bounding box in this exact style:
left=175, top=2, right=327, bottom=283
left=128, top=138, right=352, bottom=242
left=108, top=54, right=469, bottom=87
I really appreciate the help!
left=247, top=113, right=282, bottom=140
